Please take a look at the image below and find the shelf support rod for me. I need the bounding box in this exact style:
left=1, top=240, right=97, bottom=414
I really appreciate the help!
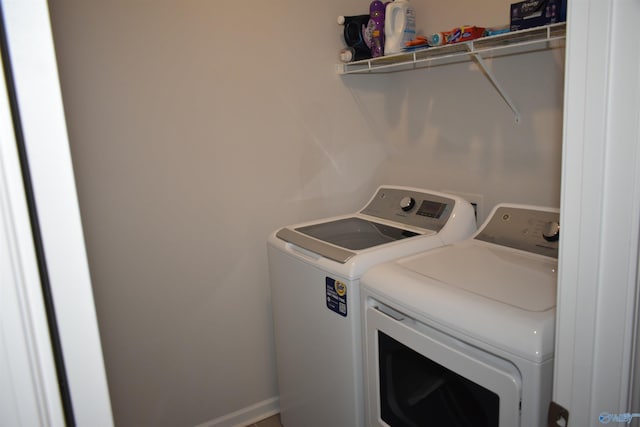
left=471, top=53, right=521, bottom=123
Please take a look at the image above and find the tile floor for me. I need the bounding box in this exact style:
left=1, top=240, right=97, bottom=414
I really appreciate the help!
left=246, top=413, right=282, bottom=427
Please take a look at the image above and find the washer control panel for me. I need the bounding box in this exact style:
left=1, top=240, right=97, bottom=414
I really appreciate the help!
left=360, top=187, right=457, bottom=232
left=475, top=205, right=560, bottom=258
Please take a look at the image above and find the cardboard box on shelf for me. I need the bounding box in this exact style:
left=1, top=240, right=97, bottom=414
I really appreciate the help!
left=510, top=0, right=567, bottom=31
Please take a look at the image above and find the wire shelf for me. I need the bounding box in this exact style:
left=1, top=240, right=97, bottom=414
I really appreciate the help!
left=336, top=23, right=566, bottom=75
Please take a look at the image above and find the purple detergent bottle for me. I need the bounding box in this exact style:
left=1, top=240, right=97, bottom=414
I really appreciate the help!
left=367, top=0, right=386, bottom=57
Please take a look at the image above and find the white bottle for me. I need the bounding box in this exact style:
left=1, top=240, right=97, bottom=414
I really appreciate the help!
left=384, top=0, right=416, bottom=55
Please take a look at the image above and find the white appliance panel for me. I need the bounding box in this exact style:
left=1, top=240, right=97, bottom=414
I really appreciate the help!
left=399, top=240, right=558, bottom=312
left=268, top=245, right=363, bottom=427
left=365, top=300, right=522, bottom=426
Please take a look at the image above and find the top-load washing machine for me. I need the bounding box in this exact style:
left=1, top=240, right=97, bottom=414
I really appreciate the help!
left=361, top=203, right=560, bottom=427
left=267, top=186, right=477, bottom=427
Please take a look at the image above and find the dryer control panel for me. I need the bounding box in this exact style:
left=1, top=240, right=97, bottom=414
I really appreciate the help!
left=361, top=187, right=457, bottom=232
left=475, top=205, right=560, bottom=258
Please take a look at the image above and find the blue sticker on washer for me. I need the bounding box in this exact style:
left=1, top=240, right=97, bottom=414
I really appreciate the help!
left=326, top=277, right=347, bottom=317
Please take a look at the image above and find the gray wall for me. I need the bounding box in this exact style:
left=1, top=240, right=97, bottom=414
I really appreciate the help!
left=47, top=0, right=564, bottom=425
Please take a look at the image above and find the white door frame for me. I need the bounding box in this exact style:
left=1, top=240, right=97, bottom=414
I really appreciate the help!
left=0, top=25, right=67, bottom=427
left=0, top=0, right=113, bottom=425
left=555, top=0, right=640, bottom=425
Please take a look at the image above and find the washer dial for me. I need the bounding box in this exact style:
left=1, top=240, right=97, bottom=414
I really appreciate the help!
left=542, top=221, right=560, bottom=242
left=400, top=196, right=416, bottom=212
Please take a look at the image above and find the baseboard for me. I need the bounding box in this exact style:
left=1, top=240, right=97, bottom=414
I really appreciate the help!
left=195, top=397, right=280, bottom=427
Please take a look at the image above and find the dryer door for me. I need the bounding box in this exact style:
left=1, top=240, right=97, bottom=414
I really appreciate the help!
left=365, top=302, right=522, bottom=427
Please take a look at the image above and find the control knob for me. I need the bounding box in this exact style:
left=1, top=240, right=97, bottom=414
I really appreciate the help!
left=542, top=221, right=560, bottom=242
left=400, top=196, right=415, bottom=212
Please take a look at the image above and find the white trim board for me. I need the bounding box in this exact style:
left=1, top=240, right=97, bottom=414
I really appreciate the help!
left=555, top=0, right=640, bottom=424
left=194, top=397, right=279, bottom=427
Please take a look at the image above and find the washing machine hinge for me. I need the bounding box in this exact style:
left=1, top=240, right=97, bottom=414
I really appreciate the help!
left=547, top=401, right=569, bottom=427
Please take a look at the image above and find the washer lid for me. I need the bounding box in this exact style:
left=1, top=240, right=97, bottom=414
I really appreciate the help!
left=276, top=217, right=425, bottom=264
left=295, top=217, right=420, bottom=250
left=399, top=240, right=558, bottom=312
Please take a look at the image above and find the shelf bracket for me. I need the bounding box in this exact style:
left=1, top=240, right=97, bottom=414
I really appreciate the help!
left=471, top=52, right=521, bottom=123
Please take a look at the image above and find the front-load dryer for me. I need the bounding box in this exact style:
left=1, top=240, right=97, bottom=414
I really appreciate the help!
left=267, top=186, right=477, bottom=427
left=361, top=203, right=560, bottom=427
